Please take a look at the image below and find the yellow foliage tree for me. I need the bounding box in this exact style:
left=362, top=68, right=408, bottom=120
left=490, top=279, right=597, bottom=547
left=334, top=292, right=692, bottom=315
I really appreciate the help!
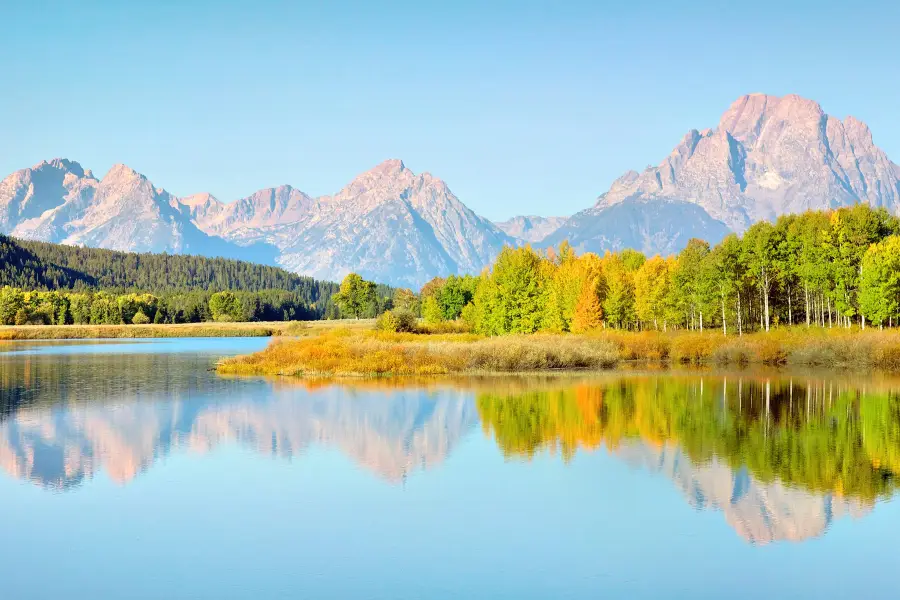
left=634, top=255, right=672, bottom=330
left=571, top=278, right=603, bottom=333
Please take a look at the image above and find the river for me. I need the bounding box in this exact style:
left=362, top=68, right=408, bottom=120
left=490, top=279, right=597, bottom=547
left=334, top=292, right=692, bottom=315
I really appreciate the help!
left=0, top=338, right=897, bottom=599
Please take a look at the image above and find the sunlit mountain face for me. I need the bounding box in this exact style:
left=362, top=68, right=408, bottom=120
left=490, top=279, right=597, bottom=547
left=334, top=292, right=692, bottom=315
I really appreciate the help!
left=1, top=348, right=898, bottom=545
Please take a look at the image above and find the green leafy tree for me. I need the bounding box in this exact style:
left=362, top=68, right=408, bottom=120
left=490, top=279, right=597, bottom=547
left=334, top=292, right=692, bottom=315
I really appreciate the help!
left=209, top=291, right=244, bottom=322
left=859, top=236, right=900, bottom=327
left=634, top=256, right=671, bottom=331
left=742, top=222, right=779, bottom=331
left=474, top=246, right=548, bottom=335
left=332, top=273, right=376, bottom=319
left=705, top=235, right=743, bottom=335
left=392, top=288, right=420, bottom=315
left=601, top=253, right=636, bottom=330
left=672, top=239, right=713, bottom=331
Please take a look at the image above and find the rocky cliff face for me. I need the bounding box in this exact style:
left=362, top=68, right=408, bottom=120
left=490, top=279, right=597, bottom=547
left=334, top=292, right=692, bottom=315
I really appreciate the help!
left=594, top=93, right=900, bottom=233
left=494, top=215, right=567, bottom=244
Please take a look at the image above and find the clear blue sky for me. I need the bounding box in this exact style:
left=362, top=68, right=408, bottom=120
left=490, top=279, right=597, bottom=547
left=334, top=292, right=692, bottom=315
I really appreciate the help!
left=1, top=0, right=898, bottom=220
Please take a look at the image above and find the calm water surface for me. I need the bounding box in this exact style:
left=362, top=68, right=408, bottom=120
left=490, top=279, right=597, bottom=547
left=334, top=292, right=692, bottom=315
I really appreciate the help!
left=1, top=338, right=898, bottom=599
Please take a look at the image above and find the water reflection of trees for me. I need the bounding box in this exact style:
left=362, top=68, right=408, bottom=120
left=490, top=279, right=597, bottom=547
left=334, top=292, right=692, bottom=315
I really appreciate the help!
left=477, top=375, right=900, bottom=502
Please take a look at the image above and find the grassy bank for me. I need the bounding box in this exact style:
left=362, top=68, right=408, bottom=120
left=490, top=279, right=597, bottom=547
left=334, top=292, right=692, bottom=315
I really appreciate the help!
left=218, top=328, right=620, bottom=377
left=217, top=326, right=900, bottom=377
left=0, top=319, right=374, bottom=340
left=591, top=327, right=900, bottom=370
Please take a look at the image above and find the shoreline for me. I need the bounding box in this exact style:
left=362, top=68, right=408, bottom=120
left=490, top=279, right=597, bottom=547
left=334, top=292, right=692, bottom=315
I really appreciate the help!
left=0, top=320, right=374, bottom=340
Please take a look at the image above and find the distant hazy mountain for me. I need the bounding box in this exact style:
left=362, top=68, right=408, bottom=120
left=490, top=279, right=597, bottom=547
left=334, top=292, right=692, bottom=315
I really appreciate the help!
left=494, top=215, right=567, bottom=244
left=542, top=198, right=730, bottom=255
left=189, top=160, right=513, bottom=288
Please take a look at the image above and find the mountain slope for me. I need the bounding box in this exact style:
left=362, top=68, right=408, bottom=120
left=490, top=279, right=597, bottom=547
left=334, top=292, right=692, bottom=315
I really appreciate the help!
left=542, top=198, right=730, bottom=255
left=191, top=160, right=513, bottom=288
left=0, top=160, right=278, bottom=264
left=3, top=159, right=511, bottom=287
left=595, top=93, right=900, bottom=232
left=494, top=215, right=567, bottom=244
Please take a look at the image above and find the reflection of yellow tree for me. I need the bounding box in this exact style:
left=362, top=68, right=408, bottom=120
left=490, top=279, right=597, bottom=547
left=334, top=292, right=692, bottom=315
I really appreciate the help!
left=477, top=376, right=900, bottom=502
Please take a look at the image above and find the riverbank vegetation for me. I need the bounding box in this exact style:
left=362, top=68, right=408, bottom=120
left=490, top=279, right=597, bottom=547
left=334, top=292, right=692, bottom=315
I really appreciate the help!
left=217, top=325, right=900, bottom=376
left=217, top=328, right=620, bottom=376
left=0, top=321, right=329, bottom=340
left=226, top=203, right=900, bottom=377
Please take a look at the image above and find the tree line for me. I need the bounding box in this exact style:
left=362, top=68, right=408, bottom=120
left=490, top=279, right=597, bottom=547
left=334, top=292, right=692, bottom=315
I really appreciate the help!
left=0, top=234, right=396, bottom=323
left=389, top=204, right=900, bottom=334
left=0, top=288, right=332, bottom=325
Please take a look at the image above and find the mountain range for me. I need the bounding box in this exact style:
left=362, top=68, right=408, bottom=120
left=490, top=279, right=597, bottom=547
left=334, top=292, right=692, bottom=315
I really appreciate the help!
left=2, top=93, right=898, bottom=287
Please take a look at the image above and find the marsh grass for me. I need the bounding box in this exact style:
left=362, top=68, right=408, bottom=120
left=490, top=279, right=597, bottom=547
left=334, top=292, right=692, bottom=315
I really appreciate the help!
left=217, top=329, right=620, bottom=377
left=218, top=325, right=900, bottom=378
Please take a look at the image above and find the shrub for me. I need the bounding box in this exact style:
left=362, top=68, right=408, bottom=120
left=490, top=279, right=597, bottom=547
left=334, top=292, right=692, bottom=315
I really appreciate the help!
left=670, top=333, right=726, bottom=364
left=131, top=310, right=151, bottom=325
left=375, top=309, right=418, bottom=333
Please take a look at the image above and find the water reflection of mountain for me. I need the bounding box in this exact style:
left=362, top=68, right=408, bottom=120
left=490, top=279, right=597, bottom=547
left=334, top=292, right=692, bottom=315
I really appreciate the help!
left=477, top=375, right=900, bottom=544
left=0, top=353, right=478, bottom=488
left=2, top=351, right=898, bottom=545
left=615, top=441, right=870, bottom=545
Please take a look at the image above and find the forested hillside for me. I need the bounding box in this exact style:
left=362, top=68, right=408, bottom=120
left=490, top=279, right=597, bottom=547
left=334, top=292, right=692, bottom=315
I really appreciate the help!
left=0, top=235, right=392, bottom=324
left=1, top=234, right=326, bottom=293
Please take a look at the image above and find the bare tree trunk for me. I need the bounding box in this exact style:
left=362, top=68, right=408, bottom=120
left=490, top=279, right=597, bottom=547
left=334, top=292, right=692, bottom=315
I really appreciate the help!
left=805, top=283, right=810, bottom=327
left=700, top=310, right=703, bottom=333
left=737, top=293, right=743, bottom=336
left=787, top=283, right=792, bottom=325
left=763, top=273, right=770, bottom=332
left=722, top=294, right=727, bottom=336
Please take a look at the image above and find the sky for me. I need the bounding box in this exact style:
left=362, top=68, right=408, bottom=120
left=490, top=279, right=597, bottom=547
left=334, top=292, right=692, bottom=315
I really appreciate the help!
left=1, top=0, right=898, bottom=221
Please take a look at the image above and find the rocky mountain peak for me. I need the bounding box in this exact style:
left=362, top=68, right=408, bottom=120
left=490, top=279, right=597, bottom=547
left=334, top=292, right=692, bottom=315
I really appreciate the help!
left=371, top=158, right=407, bottom=175
left=181, top=192, right=222, bottom=208
left=102, top=163, right=145, bottom=184
left=32, top=158, right=89, bottom=178
left=594, top=93, right=900, bottom=233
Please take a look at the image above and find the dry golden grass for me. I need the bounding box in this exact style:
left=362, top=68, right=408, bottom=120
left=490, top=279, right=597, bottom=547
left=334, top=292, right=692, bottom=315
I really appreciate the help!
left=217, top=325, right=900, bottom=378
left=218, top=328, right=620, bottom=377
left=0, top=319, right=372, bottom=340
